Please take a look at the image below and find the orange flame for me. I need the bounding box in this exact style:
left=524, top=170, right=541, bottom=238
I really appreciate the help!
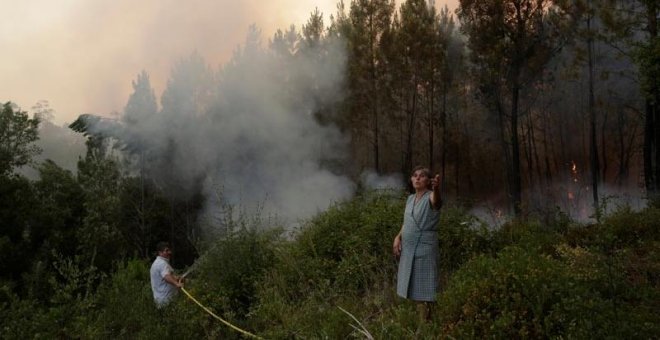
left=571, top=161, right=578, bottom=183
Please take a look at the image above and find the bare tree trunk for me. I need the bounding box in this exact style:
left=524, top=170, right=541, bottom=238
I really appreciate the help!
left=647, top=1, right=660, bottom=200
left=369, top=13, right=381, bottom=174
left=495, top=92, right=513, bottom=214
left=466, top=129, right=475, bottom=196
left=428, top=49, right=436, bottom=169
left=542, top=114, right=553, bottom=184
left=373, top=103, right=380, bottom=174
left=601, top=111, right=609, bottom=183
left=511, top=78, right=523, bottom=216
left=404, top=78, right=418, bottom=174
left=141, top=150, right=147, bottom=258
left=428, top=84, right=435, bottom=168
left=615, top=108, right=639, bottom=186
left=559, top=111, right=568, bottom=182
left=524, top=116, right=534, bottom=190
left=616, top=108, right=626, bottom=186
left=441, top=82, right=448, bottom=191
left=587, top=7, right=600, bottom=211
left=455, top=137, right=460, bottom=197
left=530, top=113, right=543, bottom=187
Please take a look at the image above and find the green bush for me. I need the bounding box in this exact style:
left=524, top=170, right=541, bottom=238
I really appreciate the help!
left=85, top=258, right=209, bottom=339
left=2, top=192, right=658, bottom=338
left=568, top=205, right=660, bottom=250
left=437, top=245, right=658, bottom=339
left=438, top=206, right=494, bottom=280
left=251, top=191, right=404, bottom=338
left=491, top=218, right=565, bottom=255
left=88, top=259, right=160, bottom=337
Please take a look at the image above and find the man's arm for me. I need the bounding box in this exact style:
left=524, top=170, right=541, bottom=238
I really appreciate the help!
left=164, top=273, right=183, bottom=288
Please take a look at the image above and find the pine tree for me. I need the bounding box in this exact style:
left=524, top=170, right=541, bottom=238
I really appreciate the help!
left=458, top=0, right=575, bottom=215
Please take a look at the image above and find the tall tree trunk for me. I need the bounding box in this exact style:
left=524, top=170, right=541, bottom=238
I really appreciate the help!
left=587, top=7, right=600, bottom=211
left=404, top=79, right=418, bottom=174
left=465, top=126, right=475, bottom=197
left=559, top=112, right=568, bottom=182
left=428, top=46, right=436, bottom=169
left=372, top=89, right=380, bottom=174
left=601, top=111, right=608, bottom=183
left=524, top=116, right=534, bottom=190
left=495, top=92, right=513, bottom=214
left=542, top=112, right=553, bottom=184
left=511, top=78, right=522, bottom=216
left=644, top=100, right=655, bottom=193
left=428, top=83, right=435, bottom=168
left=455, top=136, right=460, bottom=197
left=648, top=1, right=660, bottom=201
left=370, top=12, right=381, bottom=174
left=616, top=108, right=626, bottom=186
left=524, top=112, right=541, bottom=191
left=141, top=150, right=147, bottom=258
left=615, top=108, right=638, bottom=186
left=441, top=82, right=448, bottom=190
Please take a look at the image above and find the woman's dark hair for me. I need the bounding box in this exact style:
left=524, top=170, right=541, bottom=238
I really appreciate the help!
left=156, top=241, right=170, bottom=252
left=410, top=165, right=431, bottom=178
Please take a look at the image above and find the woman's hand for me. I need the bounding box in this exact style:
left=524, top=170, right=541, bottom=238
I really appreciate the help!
left=431, top=174, right=441, bottom=191
left=393, top=234, right=402, bottom=258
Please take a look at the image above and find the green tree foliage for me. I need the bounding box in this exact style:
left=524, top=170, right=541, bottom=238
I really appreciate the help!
left=345, top=0, right=396, bottom=173
left=33, top=160, right=84, bottom=255
left=76, top=137, right=124, bottom=272
left=0, top=175, right=36, bottom=284
left=22, top=161, right=85, bottom=300
left=0, top=102, right=40, bottom=176
left=395, top=0, right=442, bottom=173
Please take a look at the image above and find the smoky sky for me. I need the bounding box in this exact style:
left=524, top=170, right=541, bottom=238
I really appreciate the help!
left=0, top=0, right=339, bottom=124
left=0, top=0, right=458, bottom=125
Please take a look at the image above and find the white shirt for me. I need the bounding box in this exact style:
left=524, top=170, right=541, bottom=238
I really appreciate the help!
left=150, top=256, right=177, bottom=307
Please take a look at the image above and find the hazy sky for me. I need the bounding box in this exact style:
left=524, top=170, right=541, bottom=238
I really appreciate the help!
left=1, top=0, right=457, bottom=124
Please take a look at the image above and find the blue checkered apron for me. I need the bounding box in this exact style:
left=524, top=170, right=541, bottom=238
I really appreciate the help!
left=396, top=191, right=440, bottom=301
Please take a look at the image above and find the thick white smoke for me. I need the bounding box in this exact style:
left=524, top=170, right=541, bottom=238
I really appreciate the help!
left=81, top=26, right=355, bottom=227
left=361, top=170, right=404, bottom=191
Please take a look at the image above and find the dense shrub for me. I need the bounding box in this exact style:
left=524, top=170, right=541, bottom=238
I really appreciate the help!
left=437, top=245, right=659, bottom=339
left=88, top=259, right=171, bottom=338
left=188, top=225, right=282, bottom=334
left=251, top=191, right=404, bottom=338
left=2, top=193, right=658, bottom=338
left=437, top=206, right=494, bottom=280
left=439, top=247, right=592, bottom=338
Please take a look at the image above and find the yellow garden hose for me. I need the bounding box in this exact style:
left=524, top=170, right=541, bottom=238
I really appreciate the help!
left=181, top=287, right=263, bottom=339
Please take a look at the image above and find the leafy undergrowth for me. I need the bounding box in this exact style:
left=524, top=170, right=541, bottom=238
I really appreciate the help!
left=1, top=191, right=658, bottom=338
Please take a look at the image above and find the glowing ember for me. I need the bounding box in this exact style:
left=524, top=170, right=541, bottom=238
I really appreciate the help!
left=571, top=161, right=578, bottom=183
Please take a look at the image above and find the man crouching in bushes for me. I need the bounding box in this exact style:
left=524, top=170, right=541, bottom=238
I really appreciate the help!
left=150, top=242, right=184, bottom=307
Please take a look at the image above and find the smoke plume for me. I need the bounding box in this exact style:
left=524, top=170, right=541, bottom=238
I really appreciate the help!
left=80, top=26, right=355, bottom=227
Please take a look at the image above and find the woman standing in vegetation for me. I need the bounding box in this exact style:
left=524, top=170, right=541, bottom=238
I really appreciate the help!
left=393, top=166, right=442, bottom=321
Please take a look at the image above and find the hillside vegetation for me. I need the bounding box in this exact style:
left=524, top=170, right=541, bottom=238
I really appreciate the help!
left=2, top=192, right=658, bottom=339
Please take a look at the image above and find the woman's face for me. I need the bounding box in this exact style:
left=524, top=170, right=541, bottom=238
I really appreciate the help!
left=410, top=169, right=430, bottom=191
